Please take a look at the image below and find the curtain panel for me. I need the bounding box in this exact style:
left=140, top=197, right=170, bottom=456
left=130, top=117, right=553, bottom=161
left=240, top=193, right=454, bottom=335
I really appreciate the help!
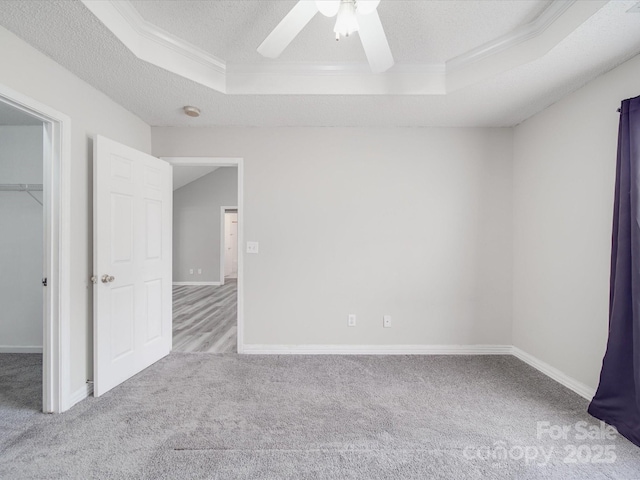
left=589, top=95, right=640, bottom=448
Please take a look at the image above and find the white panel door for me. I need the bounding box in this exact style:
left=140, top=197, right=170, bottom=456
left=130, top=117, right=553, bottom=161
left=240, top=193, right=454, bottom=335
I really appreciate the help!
left=93, top=135, right=172, bottom=397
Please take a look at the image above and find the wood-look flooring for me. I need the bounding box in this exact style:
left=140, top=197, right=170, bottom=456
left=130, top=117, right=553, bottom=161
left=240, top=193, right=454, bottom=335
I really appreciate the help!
left=172, top=279, right=237, bottom=353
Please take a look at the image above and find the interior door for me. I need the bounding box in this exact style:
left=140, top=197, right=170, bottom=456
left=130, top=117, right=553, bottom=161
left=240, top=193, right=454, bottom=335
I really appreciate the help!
left=93, top=135, right=172, bottom=397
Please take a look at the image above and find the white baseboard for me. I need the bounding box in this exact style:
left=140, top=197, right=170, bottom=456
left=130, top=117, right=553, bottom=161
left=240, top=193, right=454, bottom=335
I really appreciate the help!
left=241, top=344, right=596, bottom=401
left=242, top=344, right=512, bottom=355
left=69, top=382, right=94, bottom=409
left=0, top=346, right=43, bottom=353
left=511, top=346, right=596, bottom=401
left=172, top=281, right=221, bottom=286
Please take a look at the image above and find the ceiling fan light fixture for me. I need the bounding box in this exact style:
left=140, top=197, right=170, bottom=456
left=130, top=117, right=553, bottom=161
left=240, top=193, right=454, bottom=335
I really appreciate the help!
left=334, top=0, right=359, bottom=40
left=257, top=0, right=393, bottom=73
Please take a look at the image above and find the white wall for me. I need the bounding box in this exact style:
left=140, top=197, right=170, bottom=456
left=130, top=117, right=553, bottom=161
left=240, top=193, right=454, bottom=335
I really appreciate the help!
left=513, top=53, right=640, bottom=391
left=0, top=26, right=151, bottom=393
left=173, top=167, right=238, bottom=283
left=153, top=127, right=514, bottom=347
left=0, top=126, right=43, bottom=350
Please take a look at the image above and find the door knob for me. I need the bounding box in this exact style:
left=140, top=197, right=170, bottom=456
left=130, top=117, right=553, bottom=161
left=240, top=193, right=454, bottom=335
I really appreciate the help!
left=101, top=274, right=115, bottom=283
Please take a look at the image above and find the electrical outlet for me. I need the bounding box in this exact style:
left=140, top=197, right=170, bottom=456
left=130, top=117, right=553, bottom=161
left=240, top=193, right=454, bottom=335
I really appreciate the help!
left=189, top=268, right=194, bottom=275
left=198, top=268, right=202, bottom=275
left=383, top=315, right=392, bottom=328
left=348, top=314, right=357, bottom=327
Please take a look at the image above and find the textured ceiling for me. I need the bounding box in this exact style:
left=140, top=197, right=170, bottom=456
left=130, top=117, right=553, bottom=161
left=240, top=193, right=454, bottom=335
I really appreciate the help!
left=0, top=0, right=639, bottom=127
left=129, top=0, right=551, bottom=64
left=0, top=101, right=43, bottom=126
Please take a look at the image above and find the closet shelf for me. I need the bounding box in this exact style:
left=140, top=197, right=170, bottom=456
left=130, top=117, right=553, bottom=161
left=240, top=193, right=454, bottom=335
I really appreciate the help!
left=0, top=183, right=43, bottom=206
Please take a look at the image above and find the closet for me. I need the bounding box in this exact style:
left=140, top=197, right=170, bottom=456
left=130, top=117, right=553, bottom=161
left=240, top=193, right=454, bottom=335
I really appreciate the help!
left=0, top=117, right=44, bottom=357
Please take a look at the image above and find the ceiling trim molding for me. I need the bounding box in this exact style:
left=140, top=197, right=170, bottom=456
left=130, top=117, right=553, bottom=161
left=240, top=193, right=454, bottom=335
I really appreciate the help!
left=226, top=63, right=447, bottom=95
left=81, top=0, right=227, bottom=92
left=227, top=68, right=447, bottom=95
left=447, top=0, right=576, bottom=71
left=80, top=0, right=607, bottom=96
left=228, top=63, right=445, bottom=76
left=446, top=0, right=608, bottom=92
left=111, top=0, right=226, bottom=73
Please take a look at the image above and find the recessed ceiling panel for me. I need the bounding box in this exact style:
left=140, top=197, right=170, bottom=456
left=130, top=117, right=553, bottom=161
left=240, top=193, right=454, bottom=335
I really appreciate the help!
left=129, top=0, right=551, bottom=64
left=0, top=0, right=639, bottom=127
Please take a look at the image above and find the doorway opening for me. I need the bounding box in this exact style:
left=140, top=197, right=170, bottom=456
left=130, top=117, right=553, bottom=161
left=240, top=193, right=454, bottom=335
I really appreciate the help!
left=0, top=103, right=44, bottom=415
left=0, top=84, right=71, bottom=413
left=165, top=157, right=243, bottom=354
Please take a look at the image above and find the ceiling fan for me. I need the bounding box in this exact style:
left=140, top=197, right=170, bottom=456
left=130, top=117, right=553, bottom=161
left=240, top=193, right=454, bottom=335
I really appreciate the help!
left=257, top=0, right=394, bottom=73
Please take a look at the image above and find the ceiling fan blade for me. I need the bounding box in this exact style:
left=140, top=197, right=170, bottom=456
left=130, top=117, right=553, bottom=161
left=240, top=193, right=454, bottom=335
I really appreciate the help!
left=357, top=9, right=394, bottom=73
left=257, top=1, right=319, bottom=59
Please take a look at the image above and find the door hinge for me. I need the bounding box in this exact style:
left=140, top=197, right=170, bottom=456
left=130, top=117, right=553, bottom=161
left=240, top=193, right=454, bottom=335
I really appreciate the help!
left=42, top=277, right=47, bottom=287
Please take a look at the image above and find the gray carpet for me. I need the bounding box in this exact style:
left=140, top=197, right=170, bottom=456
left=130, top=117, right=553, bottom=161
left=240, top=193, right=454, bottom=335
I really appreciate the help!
left=0, top=353, right=42, bottom=453
left=1, top=353, right=639, bottom=479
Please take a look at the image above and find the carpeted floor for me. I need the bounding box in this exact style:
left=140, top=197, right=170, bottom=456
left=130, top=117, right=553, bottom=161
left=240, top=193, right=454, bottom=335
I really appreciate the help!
left=1, top=353, right=639, bottom=479
left=0, top=353, right=42, bottom=451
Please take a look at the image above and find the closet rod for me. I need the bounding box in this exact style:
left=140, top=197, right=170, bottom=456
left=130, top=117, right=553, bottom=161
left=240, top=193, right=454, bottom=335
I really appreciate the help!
left=0, top=183, right=44, bottom=206
left=0, top=183, right=43, bottom=191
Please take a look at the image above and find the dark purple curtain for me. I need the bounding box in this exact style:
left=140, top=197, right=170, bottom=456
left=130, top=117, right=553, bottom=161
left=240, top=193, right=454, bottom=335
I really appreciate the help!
left=588, top=95, right=640, bottom=447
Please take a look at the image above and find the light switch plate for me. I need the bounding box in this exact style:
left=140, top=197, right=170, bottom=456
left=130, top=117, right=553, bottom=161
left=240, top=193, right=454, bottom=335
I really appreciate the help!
left=246, top=241, right=259, bottom=254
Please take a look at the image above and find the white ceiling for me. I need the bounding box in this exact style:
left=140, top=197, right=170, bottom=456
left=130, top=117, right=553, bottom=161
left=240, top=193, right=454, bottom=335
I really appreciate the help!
left=0, top=0, right=639, bottom=127
left=0, top=101, right=43, bottom=126
left=173, top=165, right=219, bottom=191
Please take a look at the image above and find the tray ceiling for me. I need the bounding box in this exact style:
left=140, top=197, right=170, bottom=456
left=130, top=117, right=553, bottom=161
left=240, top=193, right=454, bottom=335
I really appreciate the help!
left=129, top=0, right=551, bottom=64
left=0, top=0, right=639, bottom=127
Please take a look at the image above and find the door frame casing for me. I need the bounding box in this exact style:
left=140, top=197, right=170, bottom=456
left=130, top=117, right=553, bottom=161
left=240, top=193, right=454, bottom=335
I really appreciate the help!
left=0, top=83, right=72, bottom=413
left=162, top=157, right=244, bottom=353
left=220, top=206, right=238, bottom=284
